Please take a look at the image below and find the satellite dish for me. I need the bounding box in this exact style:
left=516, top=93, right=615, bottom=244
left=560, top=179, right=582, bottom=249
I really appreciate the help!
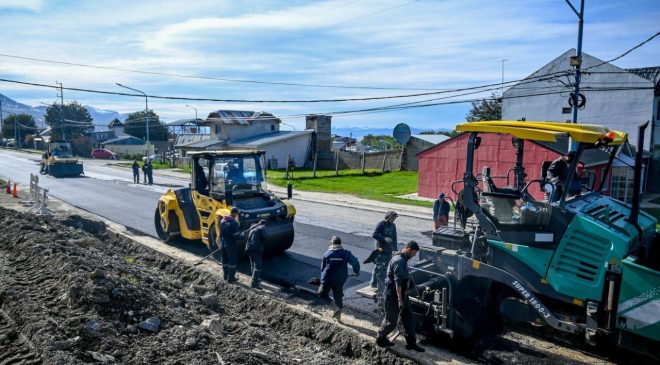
left=393, top=123, right=411, bottom=145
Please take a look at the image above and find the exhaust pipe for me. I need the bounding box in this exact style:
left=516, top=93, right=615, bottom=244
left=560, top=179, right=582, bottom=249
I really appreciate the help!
left=627, top=121, right=648, bottom=255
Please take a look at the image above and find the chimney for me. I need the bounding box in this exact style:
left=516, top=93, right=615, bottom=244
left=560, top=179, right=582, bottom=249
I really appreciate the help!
left=306, top=114, right=331, bottom=152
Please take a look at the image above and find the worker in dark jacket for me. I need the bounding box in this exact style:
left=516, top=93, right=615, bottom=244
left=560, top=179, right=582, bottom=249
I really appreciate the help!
left=376, top=240, right=425, bottom=352
left=432, top=192, right=450, bottom=229
left=370, top=211, right=398, bottom=305
left=318, top=236, right=360, bottom=322
left=146, top=160, right=154, bottom=185
left=141, top=160, right=148, bottom=184
left=220, top=207, right=241, bottom=282
left=546, top=151, right=576, bottom=202
left=131, top=160, right=140, bottom=183
left=246, top=219, right=267, bottom=289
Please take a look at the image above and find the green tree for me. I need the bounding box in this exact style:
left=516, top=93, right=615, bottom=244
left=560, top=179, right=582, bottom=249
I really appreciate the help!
left=44, top=101, right=93, bottom=140
left=123, top=110, right=169, bottom=141
left=360, top=134, right=400, bottom=150
left=2, top=114, right=38, bottom=146
left=465, top=93, right=502, bottom=122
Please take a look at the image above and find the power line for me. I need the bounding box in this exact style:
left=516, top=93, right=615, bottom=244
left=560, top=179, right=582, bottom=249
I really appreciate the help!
left=0, top=52, right=445, bottom=92
left=327, top=0, right=418, bottom=27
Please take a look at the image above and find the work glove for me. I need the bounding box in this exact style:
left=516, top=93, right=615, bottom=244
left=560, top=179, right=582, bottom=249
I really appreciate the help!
left=398, top=299, right=404, bottom=312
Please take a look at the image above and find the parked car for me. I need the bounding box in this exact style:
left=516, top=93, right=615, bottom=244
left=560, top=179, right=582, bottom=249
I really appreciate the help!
left=91, top=148, right=117, bottom=159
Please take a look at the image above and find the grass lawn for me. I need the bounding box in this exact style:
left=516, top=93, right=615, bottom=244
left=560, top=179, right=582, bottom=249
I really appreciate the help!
left=266, top=169, right=432, bottom=207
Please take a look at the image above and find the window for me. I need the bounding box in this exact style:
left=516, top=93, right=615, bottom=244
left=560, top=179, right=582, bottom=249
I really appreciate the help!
left=611, top=166, right=634, bottom=202
left=215, top=125, right=221, bottom=135
left=270, top=124, right=275, bottom=131
left=562, top=107, right=572, bottom=114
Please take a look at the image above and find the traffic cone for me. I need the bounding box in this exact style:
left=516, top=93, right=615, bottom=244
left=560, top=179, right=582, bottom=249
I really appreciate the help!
left=12, top=183, right=18, bottom=198
left=5, top=181, right=10, bottom=194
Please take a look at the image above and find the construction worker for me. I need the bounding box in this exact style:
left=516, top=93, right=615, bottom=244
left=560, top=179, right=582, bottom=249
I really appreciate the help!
left=318, top=236, right=360, bottom=322
left=131, top=160, right=140, bottom=183
left=546, top=151, right=576, bottom=202
left=370, top=211, right=398, bottom=304
left=433, top=193, right=450, bottom=229
left=147, top=160, right=154, bottom=185
left=376, top=240, right=425, bottom=352
left=141, top=160, right=148, bottom=184
left=246, top=219, right=267, bottom=289
left=220, top=207, right=241, bottom=282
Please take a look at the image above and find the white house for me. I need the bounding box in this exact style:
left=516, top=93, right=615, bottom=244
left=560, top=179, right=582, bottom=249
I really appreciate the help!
left=502, top=49, right=659, bottom=191
left=178, top=110, right=313, bottom=167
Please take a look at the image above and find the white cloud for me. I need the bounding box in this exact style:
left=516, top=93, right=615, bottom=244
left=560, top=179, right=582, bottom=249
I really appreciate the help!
left=0, top=0, right=45, bottom=11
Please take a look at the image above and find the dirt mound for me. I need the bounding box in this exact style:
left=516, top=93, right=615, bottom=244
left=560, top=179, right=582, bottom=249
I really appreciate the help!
left=0, top=207, right=414, bottom=365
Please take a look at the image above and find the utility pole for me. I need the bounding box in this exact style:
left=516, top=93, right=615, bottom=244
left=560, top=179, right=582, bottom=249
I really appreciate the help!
left=57, top=81, right=66, bottom=141
left=566, top=0, right=584, bottom=126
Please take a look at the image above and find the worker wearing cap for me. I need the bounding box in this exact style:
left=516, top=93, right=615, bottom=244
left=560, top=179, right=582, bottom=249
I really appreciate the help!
left=220, top=207, right=241, bottom=283
left=318, top=236, right=360, bottom=322
left=246, top=219, right=267, bottom=289
left=433, top=193, right=450, bottom=229
left=376, top=240, right=425, bottom=352
left=370, top=211, right=398, bottom=305
left=547, top=151, right=577, bottom=202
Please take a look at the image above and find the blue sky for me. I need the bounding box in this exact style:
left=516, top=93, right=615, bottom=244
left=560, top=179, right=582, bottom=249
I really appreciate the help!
left=0, top=0, right=658, bottom=131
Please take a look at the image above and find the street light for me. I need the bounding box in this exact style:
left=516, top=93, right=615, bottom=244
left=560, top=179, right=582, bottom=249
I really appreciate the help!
left=379, top=139, right=392, bottom=150
left=185, top=104, right=198, bottom=120
left=116, top=83, right=150, bottom=153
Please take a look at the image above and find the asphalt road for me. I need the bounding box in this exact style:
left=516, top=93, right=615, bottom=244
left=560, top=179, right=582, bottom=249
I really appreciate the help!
left=0, top=149, right=432, bottom=313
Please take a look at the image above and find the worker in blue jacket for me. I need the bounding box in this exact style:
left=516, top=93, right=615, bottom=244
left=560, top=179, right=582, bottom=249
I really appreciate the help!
left=318, top=236, right=360, bottom=322
left=220, top=207, right=241, bottom=283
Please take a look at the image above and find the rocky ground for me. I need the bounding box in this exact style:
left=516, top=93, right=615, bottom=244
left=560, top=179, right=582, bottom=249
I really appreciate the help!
left=0, top=206, right=415, bottom=365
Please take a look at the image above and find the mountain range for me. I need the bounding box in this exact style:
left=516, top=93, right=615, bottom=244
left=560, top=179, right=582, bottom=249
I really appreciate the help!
left=0, top=93, right=127, bottom=130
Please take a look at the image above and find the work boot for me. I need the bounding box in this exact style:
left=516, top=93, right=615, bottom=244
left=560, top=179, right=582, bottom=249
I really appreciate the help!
left=251, top=282, right=262, bottom=290
left=405, top=343, right=425, bottom=352
left=227, top=276, right=238, bottom=283
left=376, top=337, right=394, bottom=347
left=332, top=309, right=342, bottom=321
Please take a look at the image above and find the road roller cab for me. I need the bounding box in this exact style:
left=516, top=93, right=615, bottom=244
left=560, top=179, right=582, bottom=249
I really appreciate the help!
left=41, top=141, right=84, bottom=177
left=155, top=150, right=296, bottom=256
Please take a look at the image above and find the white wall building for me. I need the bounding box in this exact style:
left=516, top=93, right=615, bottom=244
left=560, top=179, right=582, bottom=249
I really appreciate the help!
left=502, top=49, right=657, bottom=150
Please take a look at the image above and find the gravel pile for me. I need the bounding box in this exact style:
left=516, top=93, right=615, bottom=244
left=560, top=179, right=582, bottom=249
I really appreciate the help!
left=0, top=207, right=414, bottom=365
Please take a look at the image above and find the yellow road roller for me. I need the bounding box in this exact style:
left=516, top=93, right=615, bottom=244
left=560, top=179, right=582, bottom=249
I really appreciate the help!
left=154, top=150, right=296, bottom=255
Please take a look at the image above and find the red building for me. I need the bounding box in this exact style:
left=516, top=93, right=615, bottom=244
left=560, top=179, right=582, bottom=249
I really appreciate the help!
left=417, top=133, right=613, bottom=201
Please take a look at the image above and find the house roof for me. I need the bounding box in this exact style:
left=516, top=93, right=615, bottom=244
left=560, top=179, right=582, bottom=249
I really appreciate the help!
left=179, top=138, right=226, bottom=149
left=228, top=130, right=313, bottom=147
left=107, top=118, right=123, bottom=128
left=206, top=110, right=280, bottom=125
left=165, top=118, right=208, bottom=126
left=102, top=135, right=144, bottom=145
left=626, top=66, right=660, bottom=86
left=411, top=134, right=449, bottom=145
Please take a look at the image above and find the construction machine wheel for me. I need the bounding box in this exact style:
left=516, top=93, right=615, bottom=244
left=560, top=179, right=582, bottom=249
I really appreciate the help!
left=208, top=224, right=223, bottom=262
left=154, top=208, right=179, bottom=243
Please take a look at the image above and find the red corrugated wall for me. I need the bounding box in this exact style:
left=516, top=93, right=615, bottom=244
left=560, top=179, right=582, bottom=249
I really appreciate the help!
left=418, top=133, right=571, bottom=200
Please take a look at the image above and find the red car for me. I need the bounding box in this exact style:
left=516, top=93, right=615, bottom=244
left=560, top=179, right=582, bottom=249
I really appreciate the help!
left=91, top=148, right=117, bottom=159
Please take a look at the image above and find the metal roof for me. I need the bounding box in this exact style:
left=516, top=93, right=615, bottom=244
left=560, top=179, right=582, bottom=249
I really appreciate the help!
left=228, top=130, right=313, bottom=147
left=187, top=150, right=264, bottom=156
left=411, top=134, right=449, bottom=145
left=101, top=135, right=144, bottom=145
left=179, top=138, right=225, bottom=149
left=205, top=110, right=280, bottom=125
left=165, top=118, right=209, bottom=126
left=456, top=121, right=627, bottom=145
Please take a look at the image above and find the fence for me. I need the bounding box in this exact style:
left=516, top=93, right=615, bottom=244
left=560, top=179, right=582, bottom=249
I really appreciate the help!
left=18, top=174, right=52, bottom=216
left=313, top=149, right=404, bottom=172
